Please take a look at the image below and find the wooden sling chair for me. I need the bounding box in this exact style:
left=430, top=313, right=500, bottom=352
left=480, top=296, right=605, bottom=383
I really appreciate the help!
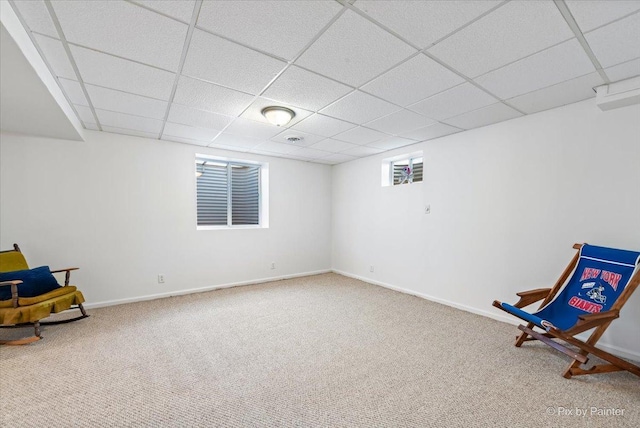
left=493, top=243, right=640, bottom=379
left=0, top=243, right=88, bottom=345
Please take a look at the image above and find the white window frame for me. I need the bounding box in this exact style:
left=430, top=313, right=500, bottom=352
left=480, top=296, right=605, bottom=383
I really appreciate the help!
left=196, top=154, right=269, bottom=230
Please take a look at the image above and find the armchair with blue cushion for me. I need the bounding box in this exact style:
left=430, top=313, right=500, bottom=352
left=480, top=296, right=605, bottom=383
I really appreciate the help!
left=0, top=243, right=88, bottom=345
left=493, top=243, right=640, bottom=378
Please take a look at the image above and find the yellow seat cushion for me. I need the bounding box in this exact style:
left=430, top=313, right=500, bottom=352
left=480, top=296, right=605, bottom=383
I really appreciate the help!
left=0, top=286, right=78, bottom=308
left=0, top=288, right=85, bottom=325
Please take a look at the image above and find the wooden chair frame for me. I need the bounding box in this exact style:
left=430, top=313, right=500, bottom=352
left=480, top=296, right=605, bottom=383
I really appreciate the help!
left=493, top=243, right=640, bottom=378
left=0, top=244, right=88, bottom=345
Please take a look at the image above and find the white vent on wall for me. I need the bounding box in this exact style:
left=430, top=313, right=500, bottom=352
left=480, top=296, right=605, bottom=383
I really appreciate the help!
left=595, top=76, right=640, bottom=111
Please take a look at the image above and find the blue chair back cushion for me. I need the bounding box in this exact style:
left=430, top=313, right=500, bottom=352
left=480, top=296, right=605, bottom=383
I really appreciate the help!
left=0, top=266, right=61, bottom=300
left=535, top=245, right=640, bottom=330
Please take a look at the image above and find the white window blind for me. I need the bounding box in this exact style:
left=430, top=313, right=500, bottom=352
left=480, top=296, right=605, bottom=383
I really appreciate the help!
left=196, top=159, right=261, bottom=226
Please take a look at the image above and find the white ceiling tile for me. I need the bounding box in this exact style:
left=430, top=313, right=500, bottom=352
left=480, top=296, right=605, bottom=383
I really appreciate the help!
left=74, top=104, right=95, bottom=124
left=262, top=66, right=353, bottom=111
left=320, top=91, right=399, bottom=124
left=240, top=98, right=312, bottom=127
left=444, top=103, right=522, bottom=130
left=408, top=83, right=497, bottom=120
left=365, top=109, right=435, bottom=135
left=604, top=58, right=640, bottom=82
left=289, top=147, right=332, bottom=160
left=83, top=122, right=99, bottom=131
left=475, top=39, right=595, bottom=100
left=173, top=76, right=254, bottom=116
left=309, top=139, right=358, bottom=153
left=317, top=153, right=358, bottom=165
left=400, top=123, right=462, bottom=141
left=270, top=130, right=325, bottom=147
left=226, top=118, right=282, bottom=140
left=340, top=145, right=384, bottom=157
left=290, top=114, right=356, bottom=138
left=333, top=126, right=388, bottom=145
left=167, top=104, right=233, bottom=130
left=208, top=142, right=252, bottom=153
left=507, top=72, right=603, bottom=115
left=11, top=0, right=58, bottom=38
left=95, top=109, right=164, bottom=134
left=361, top=54, right=464, bottom=107
left=59, top=78, right=88, bottom=106
left=183, top=29, right=286, bottom=94
left=163, top=122, right=218, bottom=142
left=131, top=0, right=196, bottom=23
left=70, top=45, right=175, bottom=100
left=162, top=135, right=209, bottom=147
left=51, top=1, right=187, bottom=71
left=212, top=133, right=264, bottom=150
left=367, top=136, right=418, bottom=150
left=428, top=1, right=574, bottom=78
left=585, top=13, right=640, bottom=68
left=33, top=34, right=75, bottom=80
left=252, top=141, right=299, bottom=155
left=85, top=84, right=168, bottom=120
left=103, top=125, right=159, bottom=140
left=355, top=0, right=501, bottom=48
left=197, top=1, right=342, bottom=60
left=566, top=1, right=640, bottom=32
left=295, top=10, right=416, bottom=87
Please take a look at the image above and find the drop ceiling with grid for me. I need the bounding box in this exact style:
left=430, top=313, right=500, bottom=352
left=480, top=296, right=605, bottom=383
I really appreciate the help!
left=8, top=0, right=640, bottom=164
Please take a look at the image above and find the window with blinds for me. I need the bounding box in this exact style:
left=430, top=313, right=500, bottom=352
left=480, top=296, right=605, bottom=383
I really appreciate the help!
left=196, top=158, right=262, bottom=227
left=391, top=156, right=423, bottom=185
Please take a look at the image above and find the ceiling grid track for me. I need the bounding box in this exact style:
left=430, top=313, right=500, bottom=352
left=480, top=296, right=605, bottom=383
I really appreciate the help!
left=158, top=0, right=204, bottom=140
left=554, top=0, right=611, bottom=84
left=207, top=5, right=351, bottom=147
left=6, top=0, right=637, bottom=163
left=42, top=0, right=103, bottom=131
left=339, top=0, right=527, bottom=118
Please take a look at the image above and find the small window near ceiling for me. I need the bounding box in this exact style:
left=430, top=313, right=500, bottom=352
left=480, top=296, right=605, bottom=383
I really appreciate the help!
left=381, top=151, right=423, bottom=187
left=392, top=157, right=423, bottom=185
left=196, top=155, right=269, bottom=229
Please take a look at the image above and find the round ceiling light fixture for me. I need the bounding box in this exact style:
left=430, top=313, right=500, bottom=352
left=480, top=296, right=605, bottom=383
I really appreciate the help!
left=261, top=106, right=295, bottom=127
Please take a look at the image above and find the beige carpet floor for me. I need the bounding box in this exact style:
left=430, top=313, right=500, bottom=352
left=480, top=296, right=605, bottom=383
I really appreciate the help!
left=1, top=273, right=638, bottom=427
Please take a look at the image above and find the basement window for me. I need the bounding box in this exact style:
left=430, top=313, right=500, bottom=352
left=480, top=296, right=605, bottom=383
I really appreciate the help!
left=196, top=155, right=269, bottom=229
left=381, top=151, right=423, bottom=186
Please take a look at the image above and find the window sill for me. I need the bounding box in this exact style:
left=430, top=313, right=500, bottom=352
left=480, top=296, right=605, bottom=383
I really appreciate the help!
left=197, top=225, right=268, bottom=231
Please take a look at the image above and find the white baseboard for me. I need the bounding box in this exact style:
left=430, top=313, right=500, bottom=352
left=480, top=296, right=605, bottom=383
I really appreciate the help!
left=332, top=269, right=640, bottom=363
left=84, top=269, right=331, bottom=310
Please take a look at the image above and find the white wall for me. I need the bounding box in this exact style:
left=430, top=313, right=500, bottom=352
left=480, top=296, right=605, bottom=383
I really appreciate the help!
left=332, top=99, right=640, bottom=359
left=0, top=130, right=332, bottom=305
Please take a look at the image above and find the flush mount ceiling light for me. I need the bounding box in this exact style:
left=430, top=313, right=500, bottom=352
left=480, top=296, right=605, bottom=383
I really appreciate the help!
left=261, top=106, right=295, bottom=127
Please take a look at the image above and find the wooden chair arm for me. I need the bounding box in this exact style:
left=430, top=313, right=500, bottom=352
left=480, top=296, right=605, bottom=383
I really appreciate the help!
left=50, top=267, right=79, bottom=286
left=0, top=280, right=23, bottom=308
left=563, top=310, right=620, bottom=336
left=50, top=267, right=79, bottom=274
left=514, top=288, right=552, bottom=308
left=0, top=280, right=23, bottom=287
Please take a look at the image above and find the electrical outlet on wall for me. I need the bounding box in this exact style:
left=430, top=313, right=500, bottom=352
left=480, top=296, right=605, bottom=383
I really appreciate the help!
left=370, top=265, right=374, bottom=273
left=271, top=262, right=276, bottom=270
left=158, top=274, right=165, bottom=283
